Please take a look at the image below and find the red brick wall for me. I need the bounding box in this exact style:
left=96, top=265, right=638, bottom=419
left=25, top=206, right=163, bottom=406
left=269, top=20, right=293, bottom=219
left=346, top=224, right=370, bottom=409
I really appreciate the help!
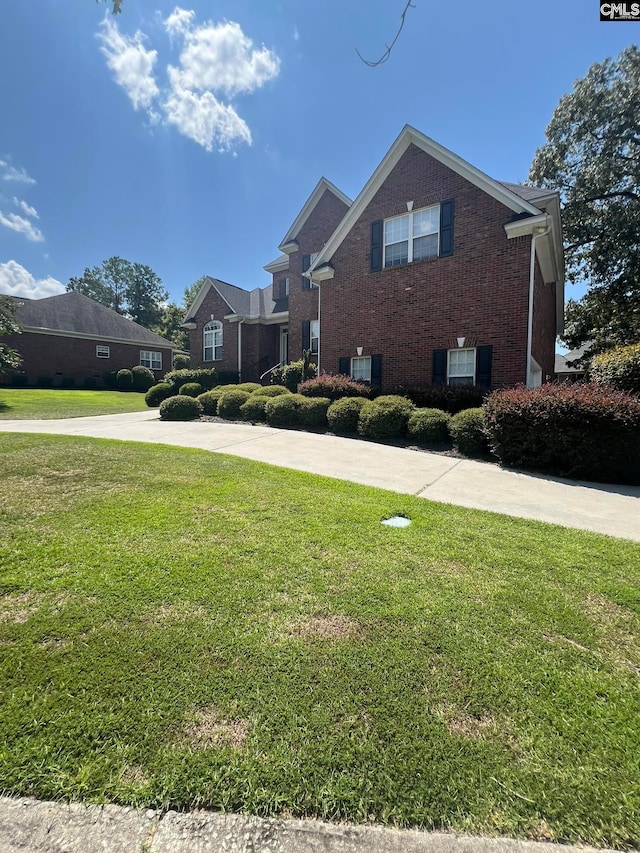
left=319, top=143, right=534, bottom=389
left=239, top=323, right=280, bottom=381
left=531, top=255, right=557, bottom=382
left=1, top=331, right=172, bottom=385
left=287, top=189, right=350, bottom=361
left=188, top=286, right=239, bottom=376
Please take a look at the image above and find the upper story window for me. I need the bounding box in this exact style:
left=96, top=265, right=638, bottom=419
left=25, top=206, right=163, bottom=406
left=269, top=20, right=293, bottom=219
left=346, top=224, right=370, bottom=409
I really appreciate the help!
left=96, top=345, right=110, bottom=358
left=448, top=348, right=475, bottom=386
left=277, top=277, right=289, bottom=298
left=384, top=205, right=439, bottom=267
left=203, top=320, right=223, bottom=361
left=140, top=350, right=162, bottom=371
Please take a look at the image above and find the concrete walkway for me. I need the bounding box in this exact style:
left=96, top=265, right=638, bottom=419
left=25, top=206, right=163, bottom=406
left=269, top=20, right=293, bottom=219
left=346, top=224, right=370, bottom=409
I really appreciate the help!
left=1, top=411, right=639, bottom=541
left=0, top=796, right=621, bottom=853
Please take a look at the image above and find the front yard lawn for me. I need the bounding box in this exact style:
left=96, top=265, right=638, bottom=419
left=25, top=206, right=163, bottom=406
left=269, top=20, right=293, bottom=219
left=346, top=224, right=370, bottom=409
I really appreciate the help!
left=0, top=388, right=149, bottom=419
left=1, top=434, right=639, bottom=847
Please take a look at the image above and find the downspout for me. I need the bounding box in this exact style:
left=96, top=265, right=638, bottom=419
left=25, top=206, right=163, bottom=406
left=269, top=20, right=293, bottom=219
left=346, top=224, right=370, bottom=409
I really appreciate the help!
left=526, top=235, right=537, bottom=388
left=237, top=319, right=244, bottom=382
left=316, top=281, right=321, bottom=375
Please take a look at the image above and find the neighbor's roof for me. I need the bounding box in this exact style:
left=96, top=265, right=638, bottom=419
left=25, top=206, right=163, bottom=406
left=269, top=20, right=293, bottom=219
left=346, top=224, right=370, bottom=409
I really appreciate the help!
left=13, top=292, right=175, bottom=347
left=555, top=343, right=591, bottom=374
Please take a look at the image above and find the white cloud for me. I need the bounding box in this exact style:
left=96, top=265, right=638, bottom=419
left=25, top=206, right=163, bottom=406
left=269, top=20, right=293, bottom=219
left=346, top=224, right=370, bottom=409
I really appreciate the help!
left=97, top=17, right=160, bottom=111
left=0, top=160, right=36, bottom=185
left=97, top=12, right=279, bottom=153
left=0, top=260, right=64, bottom=299
left=0, top=211, right=44, bottom=242
left=13, top=197, right=39, bottom=219
left=293, top=26, right=300, bottom=41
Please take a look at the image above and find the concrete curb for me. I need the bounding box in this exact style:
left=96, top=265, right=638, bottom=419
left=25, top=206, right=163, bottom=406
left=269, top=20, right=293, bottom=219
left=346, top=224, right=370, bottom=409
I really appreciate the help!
left=0, top=797, right=622, bottom=853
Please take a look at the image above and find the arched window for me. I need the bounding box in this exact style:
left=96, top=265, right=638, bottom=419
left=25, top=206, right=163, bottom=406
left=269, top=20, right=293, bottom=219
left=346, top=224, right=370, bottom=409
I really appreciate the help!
left=203, top=320, right=222, bottom=361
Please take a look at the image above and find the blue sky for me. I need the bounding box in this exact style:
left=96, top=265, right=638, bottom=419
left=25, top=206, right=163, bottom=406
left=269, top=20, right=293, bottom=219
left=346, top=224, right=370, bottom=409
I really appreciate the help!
left=0, top=0, right=635, bottom=316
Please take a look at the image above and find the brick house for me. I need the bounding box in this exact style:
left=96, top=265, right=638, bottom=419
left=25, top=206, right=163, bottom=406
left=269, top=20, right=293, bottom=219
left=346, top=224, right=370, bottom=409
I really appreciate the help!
left=185, top=126, right=564, bottom=390
left=2, top=291, right=176, bottom=386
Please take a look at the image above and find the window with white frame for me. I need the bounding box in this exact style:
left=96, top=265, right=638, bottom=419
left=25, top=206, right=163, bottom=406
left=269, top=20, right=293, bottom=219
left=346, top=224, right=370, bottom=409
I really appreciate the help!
left=96, top=345, right=110, bottom=358
left=277, top=277, right=289, bottom=298
left=140, top=350, right=162, bottom=371
left=448, top=348, right=475, bottom=386
left=310, top=320, right=319, bottom=354
left=351, top=356, right=371, bottom=382
left=384, top=205, right=439, bottom=267
left=203, top=320, right=223, bottom=361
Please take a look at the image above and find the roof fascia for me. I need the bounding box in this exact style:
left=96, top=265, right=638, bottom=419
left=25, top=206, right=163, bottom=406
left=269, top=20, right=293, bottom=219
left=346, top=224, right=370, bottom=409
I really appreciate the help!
left=278, top=177, right=351, bottom=252
left=20, top=326, right=176, bottom=348
left=263, top=257, right=290, bottom=274
left=184, top=276, right=237, bottom=321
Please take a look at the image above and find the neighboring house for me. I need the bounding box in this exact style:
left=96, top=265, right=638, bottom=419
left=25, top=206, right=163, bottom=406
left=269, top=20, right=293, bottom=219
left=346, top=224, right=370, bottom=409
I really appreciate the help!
left=1, top=291, right=175, bottom=386
left=555, top=343, right=591, bottom=382
left=185, top=125, right=564, bottom=390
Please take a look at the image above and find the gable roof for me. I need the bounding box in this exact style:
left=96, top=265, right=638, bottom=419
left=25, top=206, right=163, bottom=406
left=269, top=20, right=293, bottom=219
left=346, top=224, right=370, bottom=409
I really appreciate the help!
left=13, top=292, right=175, bottom=347
left=499, top=181, right=556, bottom=204
left=183, top=276, right=286, bottom=325
left=278, top=177, right=351, bottom=252
left=309, top=125, right=544, bottom=275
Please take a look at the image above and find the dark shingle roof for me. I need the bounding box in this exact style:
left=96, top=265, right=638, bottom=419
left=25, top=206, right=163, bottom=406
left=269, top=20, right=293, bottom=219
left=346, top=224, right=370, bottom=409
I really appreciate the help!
left=189, top=277, right=286, bottom=322
left=14, top=292, right=174, bottom=347
left=499, top=181, right=556, bottom=204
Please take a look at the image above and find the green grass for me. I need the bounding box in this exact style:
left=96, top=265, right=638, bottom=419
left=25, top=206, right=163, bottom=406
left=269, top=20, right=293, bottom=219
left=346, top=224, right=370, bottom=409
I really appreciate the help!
left=0, top=434, right=639, bottom=847
left=0, top=388, right=150, bottom=419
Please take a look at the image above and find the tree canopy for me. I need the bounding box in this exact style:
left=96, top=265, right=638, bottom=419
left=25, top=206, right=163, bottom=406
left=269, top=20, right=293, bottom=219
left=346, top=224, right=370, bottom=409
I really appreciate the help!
left=67, top=257, right=168, bottom=330
left=529, top=45, right=640, bottom=357
left=151, top=276, right=206, bottom=351
left=0, top=295, right=22, bottom=376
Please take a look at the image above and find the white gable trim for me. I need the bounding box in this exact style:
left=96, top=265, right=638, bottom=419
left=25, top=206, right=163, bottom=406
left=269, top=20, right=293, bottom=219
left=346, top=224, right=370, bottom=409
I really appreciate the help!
left=182, top=276, right=236, bottom=325
left=309, top=125, right=542, bottom=274
left=278, top=177, right=351, bottom=252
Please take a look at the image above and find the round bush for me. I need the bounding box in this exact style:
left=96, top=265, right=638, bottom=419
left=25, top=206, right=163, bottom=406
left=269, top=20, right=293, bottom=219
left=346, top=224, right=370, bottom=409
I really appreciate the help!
left=196, top=385, right=236, bottom=416
left=172, top=354, right=190, bottom=370
left=145, top=382, right=173, bottom=407
left=159, top=395, right=202, bottom=421
left=327, top=397, right=368, bottom=433
left=116, top=369, right=133, bottom=391
left=236, top=382, right=262, bottom=393
left=131, top=365, right=156, bottom=392
left=239, top=395, right=268, bottom=422
left=448, top=408, right=489, bottom=457
left=299, top=396, right=331, bottom=428
left=217, top=389, right=251, bottom=419
left=253, top=385, right=290, bottom=397
left=407, top=408, right=451, bottom=444
left=590, top=343, right=640, bottom=394
left=298, top=375, right=370, bottom=401
left=103, top=370, right=118, bottom=390
left=178, top=382, right=204, bottom=398
left=163, top=368, right=217, bottom=392
left=265, top=393, right=306, bottom=427
left=357, top=396, right=415, bottom=440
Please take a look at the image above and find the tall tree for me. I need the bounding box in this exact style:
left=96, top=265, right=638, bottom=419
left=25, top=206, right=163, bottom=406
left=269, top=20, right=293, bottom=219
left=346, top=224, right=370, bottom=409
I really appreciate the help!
left=529, top=46, right=640, bottom=357
left=151, top=276, right=207, bottom=351
left=67, top=257, right=168, bottom=330
left=0, top=296, right=22, bottom=375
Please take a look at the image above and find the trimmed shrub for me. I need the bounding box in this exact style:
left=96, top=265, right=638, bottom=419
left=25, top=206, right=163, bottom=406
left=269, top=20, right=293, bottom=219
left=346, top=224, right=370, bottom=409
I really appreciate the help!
left=196, top=385, right=236, bottom=416
left=298, top=374, right=370, bottom=401
left=327, top=396, right=368, bottom=433
left=252, top=385, right=290, bottom=397
left=239, top=395, right=268, bottom=422
left=236, top=382, right=262, bottom=393
left=299, top=396, right=331, bottom=428
left=82, top=377, right=97, bottom=390
left=590, top=343, right=640, bottom=394
left=358, top=396, right=415, bottom=440
left=173, top=353, right=190, bottom=370
left=272, top=358, right=317, bottom=392
left=159, top=395, right=202, bottom=421
left=215, top=369, right=240, bottom=386
left=483, top=383, right=640, bottom=483
left=385, top=384, right=488, bottom=413
left=131, top=365, right=156, bottom=392
left=116, top=369, right=133, bottom=391
left=36, top=376, right=54, bottom=388
left=163, top=368, right=217, bottom=392
left=178, top=382, right=204, bottom=398
left=217, top=389, right=251, bottom=419
left=449, top=408, right=489, bottom=457
left=407, top=408, right=451, bottom=445
left=61, top=377, right=76, bottom=388
left=145, top=382, right=173, bottom=408
left=265, top=393, right=307, bottom=427
left=103, top=370, right=118, bottom=390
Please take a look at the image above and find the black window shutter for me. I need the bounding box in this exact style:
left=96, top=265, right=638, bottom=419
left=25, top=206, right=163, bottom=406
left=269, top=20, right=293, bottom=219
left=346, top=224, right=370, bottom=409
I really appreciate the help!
left=433, top=348, right=447, bottom=385
left=439, top=199, right=454, bottom=257
left=278, top=278, right=286, bottom=298
left=301, top=254, right=311, bottom=290
left=301, top=321, right=310, bottom=352
left=476, top=345, right=492, bottom=387
left=338, top=356, right=350, bottom=376
left=370, top=221, right=383, bottom=272
left=371, top=354, right=383, bottom=389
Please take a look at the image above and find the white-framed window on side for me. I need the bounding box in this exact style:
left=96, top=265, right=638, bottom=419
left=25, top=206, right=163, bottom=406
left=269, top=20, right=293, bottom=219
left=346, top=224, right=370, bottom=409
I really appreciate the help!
left=310, top=320, right=319, bottom=354
left=277, top=277, right=289, bottom=298
left=384, top=205, right=439, bottom=267
left=203, top=320, right=223, bottom=361
left=448, top=348, right=475, bottom=386
left=96, top=345, right=110, bottom=358
left=351, top=356, right=371, bottom=382
left=140, top=350, right=162, bottom=371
